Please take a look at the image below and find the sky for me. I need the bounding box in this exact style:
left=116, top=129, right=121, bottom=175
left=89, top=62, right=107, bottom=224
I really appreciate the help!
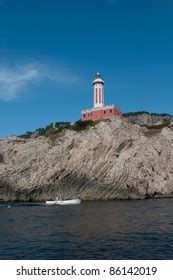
left=0, top=0, right=173, bottom=136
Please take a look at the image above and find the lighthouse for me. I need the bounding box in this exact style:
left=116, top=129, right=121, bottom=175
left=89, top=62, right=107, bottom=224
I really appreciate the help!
left=81, top=73, right=122, bottom=121
left=93, top=72, right=104, bottom=108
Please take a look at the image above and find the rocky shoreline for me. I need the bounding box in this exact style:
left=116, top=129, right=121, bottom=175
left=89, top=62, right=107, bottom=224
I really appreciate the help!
left=0, top=115, right=173, bottom=202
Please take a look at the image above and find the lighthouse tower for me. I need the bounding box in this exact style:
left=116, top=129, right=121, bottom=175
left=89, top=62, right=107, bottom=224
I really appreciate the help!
left=93, top=72, right=104, bottom=108
left=81, top=72, right=122, bottom=121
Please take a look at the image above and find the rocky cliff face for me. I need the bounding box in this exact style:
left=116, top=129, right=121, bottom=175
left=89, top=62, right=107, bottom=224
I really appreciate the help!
left=124, top=112, right=173, bottom=126
left=0, top=117, right=173, bottom=201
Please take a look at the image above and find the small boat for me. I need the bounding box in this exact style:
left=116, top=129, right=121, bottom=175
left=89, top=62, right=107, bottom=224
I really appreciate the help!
left=46, top=198, right=81, bottom=205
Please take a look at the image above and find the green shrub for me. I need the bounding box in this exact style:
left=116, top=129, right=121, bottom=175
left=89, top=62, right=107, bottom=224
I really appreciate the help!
left=55, top=122, right=70, bottom=128
left=124, top=111, right=150, bottom=116
left=70, top=120, right=97, bottom=131
left=124, top=111, right=172, bottom=117
left=19, top=131, right=33, bottom=139
left=37, top=128, right=46, bottom=136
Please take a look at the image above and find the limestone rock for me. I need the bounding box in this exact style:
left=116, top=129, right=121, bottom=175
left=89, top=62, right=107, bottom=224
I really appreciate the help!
left=125, top=113, right=173, bottom=126
left=0, top=117, right=173, bottom=201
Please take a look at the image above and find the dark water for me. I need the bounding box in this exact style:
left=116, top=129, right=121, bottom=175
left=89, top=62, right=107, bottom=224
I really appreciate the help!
left=0, top=199, right=173, bottom=259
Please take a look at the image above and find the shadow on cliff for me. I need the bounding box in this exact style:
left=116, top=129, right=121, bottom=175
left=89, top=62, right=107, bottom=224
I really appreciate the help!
left=0, top=180, right=15, bottom=202
left=18, top=172, right=164, bottom=202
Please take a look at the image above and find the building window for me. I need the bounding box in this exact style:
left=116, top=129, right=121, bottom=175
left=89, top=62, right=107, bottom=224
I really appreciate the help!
left=110, top=109, right=112, bottom=113
left=83, top=114, right=85, bottom=117
left=104, top=110, right=106, bottom=114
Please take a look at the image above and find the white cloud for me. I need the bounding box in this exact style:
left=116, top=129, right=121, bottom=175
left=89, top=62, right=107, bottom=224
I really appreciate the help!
left=39, top=63, right=79, bottom=84
left=0, top=65, right=40, bottom=101
left=0, top=63, right=79, bottom=101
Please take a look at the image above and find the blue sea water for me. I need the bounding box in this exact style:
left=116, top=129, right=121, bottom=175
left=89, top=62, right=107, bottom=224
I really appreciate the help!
left=0, top=199, right=172, bottom=259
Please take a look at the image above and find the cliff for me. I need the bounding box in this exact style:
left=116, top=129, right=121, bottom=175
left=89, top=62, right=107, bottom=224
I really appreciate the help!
left=124, top=112, right=173, bottom=126
left=0, top=116, right=173, bottom=201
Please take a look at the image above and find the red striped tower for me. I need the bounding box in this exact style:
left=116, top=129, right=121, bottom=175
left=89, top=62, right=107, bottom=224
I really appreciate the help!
left=93, top=72, right=104, bottom=108
left=81, top=72, right=122, bottom=121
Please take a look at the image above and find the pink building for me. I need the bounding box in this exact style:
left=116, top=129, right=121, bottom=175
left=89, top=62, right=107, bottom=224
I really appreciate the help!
left=81, top=72, right=122, bottom=121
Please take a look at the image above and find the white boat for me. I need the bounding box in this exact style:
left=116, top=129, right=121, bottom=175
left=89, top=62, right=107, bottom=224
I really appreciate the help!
left=46, top=198, right=81, bottom=205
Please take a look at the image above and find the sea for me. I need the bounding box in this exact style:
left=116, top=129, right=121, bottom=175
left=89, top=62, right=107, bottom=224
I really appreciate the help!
left=0, top=199, right=172, bottom=260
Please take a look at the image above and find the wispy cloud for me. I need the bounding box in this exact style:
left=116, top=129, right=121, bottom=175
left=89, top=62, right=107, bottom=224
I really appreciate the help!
left=39, top=63, right=79, bottom=84
left=0, top=63, right=79, bottom=101
left=0, top=65, right=40, bottom=101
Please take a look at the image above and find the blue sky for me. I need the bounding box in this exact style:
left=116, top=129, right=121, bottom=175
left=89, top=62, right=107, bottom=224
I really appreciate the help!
left=0, top=0, right=173, bottom=136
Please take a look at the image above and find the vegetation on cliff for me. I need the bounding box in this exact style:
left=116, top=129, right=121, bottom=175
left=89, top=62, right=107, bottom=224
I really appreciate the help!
left=19, top=111, right=173, bottom=140
left=123, top=111, right=172, bottom=117
left=19, top=120, right=98, bottom=139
